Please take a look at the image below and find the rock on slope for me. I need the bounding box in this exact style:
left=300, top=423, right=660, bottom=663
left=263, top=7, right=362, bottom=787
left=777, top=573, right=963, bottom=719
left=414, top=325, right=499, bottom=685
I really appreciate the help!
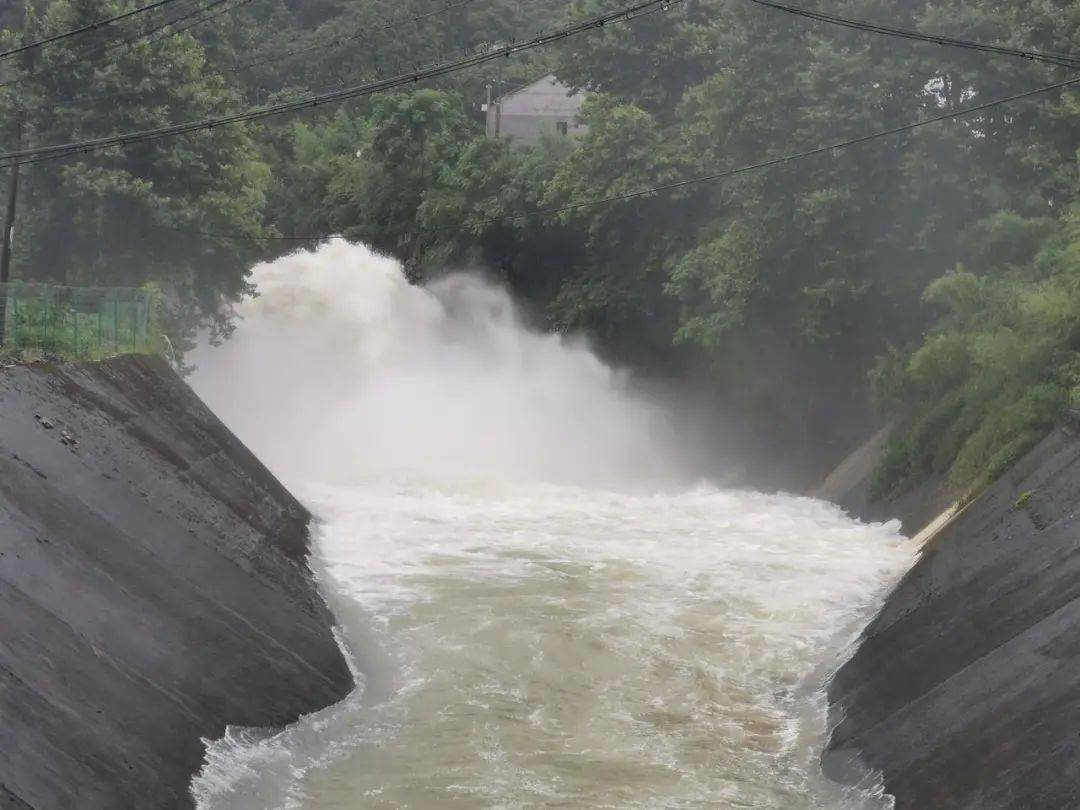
left=0, top=356, right=353, bottom=809
left=825, top=425, right=1080, bottom=809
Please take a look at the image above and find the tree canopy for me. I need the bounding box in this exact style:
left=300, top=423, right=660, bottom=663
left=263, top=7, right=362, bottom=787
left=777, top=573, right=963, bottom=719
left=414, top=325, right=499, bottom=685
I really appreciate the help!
left=3, top=0, right=1079, bottom=491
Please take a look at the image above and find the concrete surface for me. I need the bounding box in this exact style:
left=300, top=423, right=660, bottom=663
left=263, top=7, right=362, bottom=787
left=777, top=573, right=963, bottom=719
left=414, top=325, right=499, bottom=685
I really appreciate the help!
left=0, top=356, right=353, bottom=809
left=824, top=426, right=1080, bottom=809
left=813, top=423, right=954, bottom=536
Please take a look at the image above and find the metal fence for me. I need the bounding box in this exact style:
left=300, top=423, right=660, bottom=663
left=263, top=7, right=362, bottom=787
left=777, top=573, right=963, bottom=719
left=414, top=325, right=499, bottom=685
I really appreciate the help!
left=0, top=283, right=159, bottom=359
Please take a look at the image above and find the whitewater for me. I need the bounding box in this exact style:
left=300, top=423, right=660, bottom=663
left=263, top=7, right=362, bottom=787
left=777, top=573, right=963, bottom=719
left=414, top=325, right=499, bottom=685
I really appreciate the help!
left=189, top=241, right=913, bottom=810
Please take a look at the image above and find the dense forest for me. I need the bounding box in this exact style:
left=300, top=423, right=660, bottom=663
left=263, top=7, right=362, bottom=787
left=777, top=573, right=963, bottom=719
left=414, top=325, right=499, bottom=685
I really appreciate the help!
left=2, top=0, right=1080, bottom=498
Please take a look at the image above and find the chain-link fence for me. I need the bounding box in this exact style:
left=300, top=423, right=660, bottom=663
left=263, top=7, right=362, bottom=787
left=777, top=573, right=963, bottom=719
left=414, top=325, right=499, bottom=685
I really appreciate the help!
left=0, top=283, right=159, bottom=359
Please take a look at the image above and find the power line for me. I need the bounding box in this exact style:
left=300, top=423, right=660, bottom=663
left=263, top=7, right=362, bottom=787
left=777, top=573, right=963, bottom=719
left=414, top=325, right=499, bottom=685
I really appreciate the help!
left=19, top=0, right=480, bottom=118
left=5, top=0, right=259, bottom=120
left=18, top=0, right=1077, bottom=236
left=30, top=4, right=522, bottom=132
left=131, top=0, right=254, bottom=48
left=488, top=74, right=1080, bottom=223
left=41, top=0, right=570, bottom=115
left=156, top=72, right=1080, bottom=243
left=0, top=0, right=685, bottom=167
left=0, top=0, right=188, bottom=61
left=745, top=0, right=1080, bottom=70
left=27, top=0, right=1080, bottom=121
left=0, top=0, right=252, bottom=91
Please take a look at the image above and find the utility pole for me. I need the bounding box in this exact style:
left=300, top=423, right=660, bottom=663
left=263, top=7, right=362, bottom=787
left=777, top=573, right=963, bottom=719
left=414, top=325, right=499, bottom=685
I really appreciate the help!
left=0, top=107, right=25, bottom=346
left=0, top=108, right=24, bottom=288
left=0, top=26, right=32, bottom=345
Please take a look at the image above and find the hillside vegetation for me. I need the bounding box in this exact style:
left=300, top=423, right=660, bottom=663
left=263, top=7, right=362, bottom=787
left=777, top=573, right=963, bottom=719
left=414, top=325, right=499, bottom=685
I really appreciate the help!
left=2, top=0, right=1079, bottom=494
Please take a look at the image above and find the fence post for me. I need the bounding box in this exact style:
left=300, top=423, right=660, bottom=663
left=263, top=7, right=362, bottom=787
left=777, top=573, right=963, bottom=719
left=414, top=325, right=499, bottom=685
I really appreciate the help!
left=41, top=284, right=48, bottom=345
left=4, top=285, right=162, bottom=358
left=143, top=291, right=152, bottom=353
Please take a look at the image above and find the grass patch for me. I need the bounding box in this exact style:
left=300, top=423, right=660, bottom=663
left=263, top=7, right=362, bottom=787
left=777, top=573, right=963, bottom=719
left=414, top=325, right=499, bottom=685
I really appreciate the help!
left=0, top=284, right=161, bottom=362
left=1014, top=489, right=1037, bottom=509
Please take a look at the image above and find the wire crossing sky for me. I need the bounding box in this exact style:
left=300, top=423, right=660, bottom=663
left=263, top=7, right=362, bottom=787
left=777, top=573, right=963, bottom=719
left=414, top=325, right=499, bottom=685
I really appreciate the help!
left=0, top=0, right=188, bottom=61
left=18, top=0, right=499, bottom=116
left=0, top=0, right=686, bottom=167
left=3, top=0, right=1077, bottom=209
left=154, top=70, right=1080, bottom=243
left=6, top=0, right=1077, bottom=161
left=745, top=0, right=1080, bottom=69
left=0, top=0, right=252, bottom=90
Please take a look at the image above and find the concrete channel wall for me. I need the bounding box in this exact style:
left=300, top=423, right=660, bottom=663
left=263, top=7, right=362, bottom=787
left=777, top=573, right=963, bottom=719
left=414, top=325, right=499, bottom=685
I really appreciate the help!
left=822, top=424, right=1080, bottom=808
left=0, top=356, right=353, bottom=809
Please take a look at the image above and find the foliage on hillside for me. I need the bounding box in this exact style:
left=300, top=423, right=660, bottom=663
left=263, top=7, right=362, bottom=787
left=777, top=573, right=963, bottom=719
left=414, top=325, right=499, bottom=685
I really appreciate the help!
left=2, top=0, right=1079, bottom=488
left=872, top=205, right=1080, bottom=501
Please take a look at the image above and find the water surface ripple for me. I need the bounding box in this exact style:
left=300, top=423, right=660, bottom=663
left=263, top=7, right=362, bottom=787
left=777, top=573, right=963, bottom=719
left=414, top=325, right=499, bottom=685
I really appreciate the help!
left=190, top=242, right=912, bottom=810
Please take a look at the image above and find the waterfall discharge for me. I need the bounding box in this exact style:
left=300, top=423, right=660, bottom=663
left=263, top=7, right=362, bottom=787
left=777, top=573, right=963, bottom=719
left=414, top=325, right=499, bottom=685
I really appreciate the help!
left=189, top=242, right=913, bottom=809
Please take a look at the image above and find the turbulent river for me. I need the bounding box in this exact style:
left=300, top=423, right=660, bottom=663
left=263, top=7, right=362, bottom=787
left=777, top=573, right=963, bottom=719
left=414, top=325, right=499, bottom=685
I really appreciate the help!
left=189, top=242, right=913, bottom=810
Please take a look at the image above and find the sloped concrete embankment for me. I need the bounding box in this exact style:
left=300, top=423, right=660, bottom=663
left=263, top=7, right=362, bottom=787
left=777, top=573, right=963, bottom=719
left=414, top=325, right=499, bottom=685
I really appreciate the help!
left=822, top=425, right=1080, bottom=808
left=0, top=356, right=353, bottom=809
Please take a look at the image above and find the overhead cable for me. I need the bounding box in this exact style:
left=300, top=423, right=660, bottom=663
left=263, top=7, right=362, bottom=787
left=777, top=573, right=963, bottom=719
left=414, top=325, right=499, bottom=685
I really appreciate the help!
left=22, top=0, right=485, bottom=116
left=0, top=0, right=187, bottom=61
left=485, top=74, right=1080, bottom=224
left=157, top=72, right=1080, bottom=242
left=0, top=0, right=685, bottom=167
left=745, top=0, right=1080, bottom=69
left=0, top=0, right=253, bottom=90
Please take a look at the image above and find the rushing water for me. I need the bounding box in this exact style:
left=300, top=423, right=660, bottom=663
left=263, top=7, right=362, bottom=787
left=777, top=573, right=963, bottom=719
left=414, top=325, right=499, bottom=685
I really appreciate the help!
left=189, top=242, right=912, bottom=810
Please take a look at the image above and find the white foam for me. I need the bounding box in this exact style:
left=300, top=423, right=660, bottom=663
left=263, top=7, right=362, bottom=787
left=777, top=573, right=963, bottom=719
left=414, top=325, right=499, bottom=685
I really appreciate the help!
left=190, top=242, right=913, bottom=809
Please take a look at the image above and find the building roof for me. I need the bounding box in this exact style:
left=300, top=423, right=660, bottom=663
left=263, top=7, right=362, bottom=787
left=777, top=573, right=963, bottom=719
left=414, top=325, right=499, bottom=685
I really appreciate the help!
left=498, top=74, right=585, bottom=118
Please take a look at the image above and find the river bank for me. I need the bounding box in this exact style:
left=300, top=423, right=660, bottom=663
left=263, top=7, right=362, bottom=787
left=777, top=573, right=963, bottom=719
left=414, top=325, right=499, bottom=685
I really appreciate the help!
left=5, top=317, right=1070, bottom=808
left=185, top=242, right=916, bottom=809
left=0, top=356, right=352, bottom=809
left=821, top=422, right=1080, bottom=808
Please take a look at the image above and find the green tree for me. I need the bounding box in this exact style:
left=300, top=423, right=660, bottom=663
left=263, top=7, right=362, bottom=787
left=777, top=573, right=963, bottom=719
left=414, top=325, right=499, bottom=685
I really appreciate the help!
left=1, top=0, right=271, bottom=348
left=317, top=89, right=476, bottom=279
left=539, top=94, right=694, bottom=365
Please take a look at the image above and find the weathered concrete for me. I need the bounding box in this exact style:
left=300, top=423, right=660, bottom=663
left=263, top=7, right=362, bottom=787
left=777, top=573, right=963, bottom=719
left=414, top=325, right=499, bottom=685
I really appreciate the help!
left=824, top=425, right=1080, bottom=809
left=0, top=356, right=353, bottom=809
left=813, top=423, right=953, bottom=536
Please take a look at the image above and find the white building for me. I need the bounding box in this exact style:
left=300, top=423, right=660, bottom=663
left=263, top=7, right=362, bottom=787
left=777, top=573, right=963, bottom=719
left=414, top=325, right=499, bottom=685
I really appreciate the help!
left=484, top=75, right=588, bottom=145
